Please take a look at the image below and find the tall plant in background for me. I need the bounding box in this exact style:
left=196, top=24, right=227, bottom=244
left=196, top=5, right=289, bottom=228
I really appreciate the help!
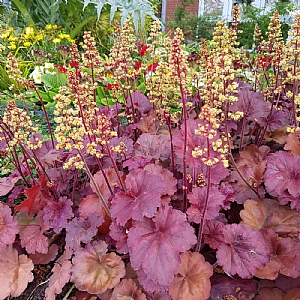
left=166, top=0, right=218, bottom=42
left=238, top=1, right=294, bottom=48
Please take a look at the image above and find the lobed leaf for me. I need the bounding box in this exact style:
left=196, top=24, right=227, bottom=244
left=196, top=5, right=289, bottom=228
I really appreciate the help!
left=19, top=216, right=50, bottom=254
left=110, top=278, right=147, bottom=300
left=134, top=133, right=171, bottom=161
left=43, top=196, right=74, bottom=233
left=45, top=246, right=73, bottom=300
left=127, top=205, right=197, bottom=291
left=65, top=212, right=104, bottom=250
left=16, top=175, right=53, bottom=215
left=0, top=203, right=19, bottom=249
left=240, top=198, right=300, bottom=237
left=111, top=169, right=165, bottom=225
left=210, top=273, right=258, bottom=300
left=0, top=245, right=34, bottom=299
left=71, top=241, right=125, bottom=294
left=216, top=224, right=270, bottom=278
left=0, top=175, right=21, bottom=196
left=168, top=251, right=213, bottom=300
left=187, top=186, right=226, bottom=222
left=228, top=145, right=269, bottom=203
left=265, top=151, right=300, bottom=199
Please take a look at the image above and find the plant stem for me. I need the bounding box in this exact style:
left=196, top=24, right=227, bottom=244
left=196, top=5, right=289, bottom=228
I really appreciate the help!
left=34, top=88, right=55, bottom=149
left=177, top=63, right=188, bottom=212
left=77, top=151, right=111, bottom=218
left=196, top=164, right=211, bottom=252
left=224, top=102, right=261, bottom=197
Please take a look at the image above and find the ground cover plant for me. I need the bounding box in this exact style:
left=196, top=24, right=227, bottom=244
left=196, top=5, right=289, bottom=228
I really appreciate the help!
left=1, top=5, right=300, bottom=299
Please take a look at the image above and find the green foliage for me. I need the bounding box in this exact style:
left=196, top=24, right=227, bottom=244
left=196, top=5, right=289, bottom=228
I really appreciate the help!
left=167, top=9, right=218, bottom=41
left=237, top=1, right=294, bottom=49
left=81, top=0, right=160, bottom=32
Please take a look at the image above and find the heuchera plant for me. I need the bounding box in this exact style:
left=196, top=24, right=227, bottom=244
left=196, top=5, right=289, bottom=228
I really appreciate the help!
left=1, top=5, right=300, bottom=299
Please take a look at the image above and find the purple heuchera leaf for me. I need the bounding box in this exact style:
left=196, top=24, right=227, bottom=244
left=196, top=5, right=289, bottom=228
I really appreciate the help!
left=126, top=90, right=152, bottom=114
left=218, top=182, right=235, bottom=210
left=0, top=203, right=19, bottom=249
left=0, top=175, right=21, bottom=196
left=210, top=273, right=258, bottom=300
left=111, top=169, right=165, bottom=225
left=173, top=119, right=206, bottom=169
left=216, top=224, right=270, bottom=278
left=65, top=212, right=103, bottom=250
left=230, top=87, right=269, bottom=125
left=203, top=219, right=226, bottom=249
left=278, top=191, right=300, bottom=212
left=109, top=221, right=130, bottom=254
left=43, top=197, right=74, bottom=233
left=127, top=205, right=197, bottom=291
left=265, top=151, right=300, bottom=199
left=187, top=186, right=226, bottom=222
left=144, top=164, right=177, bottom=196
left=19, top=221, right=49, bottom=254
left=134, top=133, right=170, bottom=161
left=123, top=157, right=153, bottom=170
left=109, top=136, right=134, bottom=162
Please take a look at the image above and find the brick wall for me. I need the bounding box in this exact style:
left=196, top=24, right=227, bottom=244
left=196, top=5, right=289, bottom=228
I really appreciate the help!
left=165, top=0, right=200, bottom=23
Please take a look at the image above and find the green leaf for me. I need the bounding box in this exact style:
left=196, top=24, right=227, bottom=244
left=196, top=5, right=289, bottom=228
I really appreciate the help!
left=11, top=0, right=35, bottom=25
left=97, top=86, right=105, bottom=99
left=70, top=15, right=97, bottom=38
left=41, top=73, right=67, bottom=89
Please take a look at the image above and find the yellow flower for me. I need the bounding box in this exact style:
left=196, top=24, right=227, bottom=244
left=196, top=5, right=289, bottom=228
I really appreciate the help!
left=8, top=36, right=18, bottom=42
left=23, top=41, right=31, bottom=47
left=58, top=33, right=66, bottom=39
left=53, top=38, right=61, bottom=44
left=8, top=43, right=16, bottom=50
left=45, top=24, right=52, bottom=30
left=25, top=26, right=34, bottom=36
left=1, top=31, right=10, bottom=39
left=35, top=34, right=43, bottom=41
left=52, top=25, right=58, bottom=29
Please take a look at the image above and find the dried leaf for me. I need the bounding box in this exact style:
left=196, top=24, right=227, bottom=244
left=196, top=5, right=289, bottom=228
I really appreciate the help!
left=169, top=251, right=213, bottom=300
left=71, top=241, right=125, bottom=294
